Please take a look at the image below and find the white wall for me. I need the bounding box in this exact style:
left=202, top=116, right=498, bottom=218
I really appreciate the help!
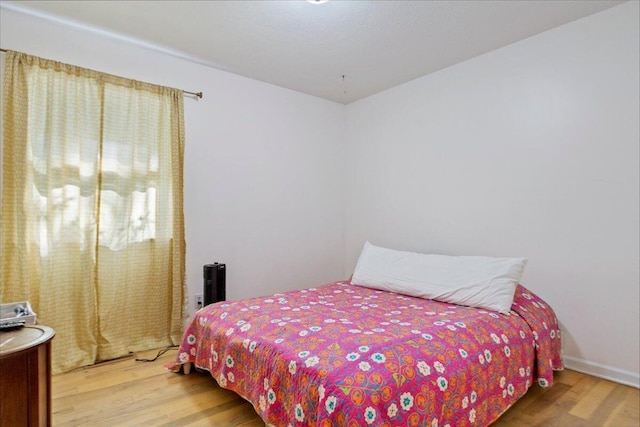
left=345, top=1, right=639, bottom=386
left=0, top=8, right=346, bottom=315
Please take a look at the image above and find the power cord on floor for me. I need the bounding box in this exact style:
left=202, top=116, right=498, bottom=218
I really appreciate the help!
left=135, top=345, right=179, bottom=362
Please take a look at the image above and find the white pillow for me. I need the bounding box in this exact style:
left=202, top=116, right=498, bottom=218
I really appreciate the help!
left=351, top=242, right=527, bottom=314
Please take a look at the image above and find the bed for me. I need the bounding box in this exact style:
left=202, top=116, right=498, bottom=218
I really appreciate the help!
left=168, top=280, right=562, bottom=426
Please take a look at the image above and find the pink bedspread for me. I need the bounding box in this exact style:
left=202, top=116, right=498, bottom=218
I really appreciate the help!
left=169, top=282, right=562, bottom=426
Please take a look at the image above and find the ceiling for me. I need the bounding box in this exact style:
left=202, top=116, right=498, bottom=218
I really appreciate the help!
left=1, top=0, right=625, bottom=104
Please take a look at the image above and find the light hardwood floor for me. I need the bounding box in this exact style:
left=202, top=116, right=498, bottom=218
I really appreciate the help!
left=52, top=348, right=639, bottom=426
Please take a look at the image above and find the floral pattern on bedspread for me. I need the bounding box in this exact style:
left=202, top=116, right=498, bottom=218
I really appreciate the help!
left=169, top=282, right=562, bottom=426
left=511, top=284, right=564, bottom=387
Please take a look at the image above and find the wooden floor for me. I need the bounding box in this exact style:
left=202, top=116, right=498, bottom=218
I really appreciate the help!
left=52, top=348, right=639, bottom=426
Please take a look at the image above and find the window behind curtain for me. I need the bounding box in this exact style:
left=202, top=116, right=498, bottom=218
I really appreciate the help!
left=1, top=51, right=186, bottom=373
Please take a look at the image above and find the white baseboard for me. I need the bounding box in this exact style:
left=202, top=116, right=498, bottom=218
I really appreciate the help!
left=563, top=355, right=639, bottom=388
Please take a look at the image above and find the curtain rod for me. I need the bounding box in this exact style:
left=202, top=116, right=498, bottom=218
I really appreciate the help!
left=0, top=48, right=203, bottom=99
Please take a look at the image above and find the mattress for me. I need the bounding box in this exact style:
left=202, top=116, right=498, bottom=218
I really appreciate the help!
left=169, top=281, right=562, bottom=426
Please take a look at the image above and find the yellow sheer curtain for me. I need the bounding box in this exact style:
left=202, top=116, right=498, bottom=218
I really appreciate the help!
left=1, top=51, right=185, bottom=373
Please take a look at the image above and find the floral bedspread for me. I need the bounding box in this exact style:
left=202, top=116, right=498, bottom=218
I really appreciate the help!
left=168, top=282, right=562, bottom=426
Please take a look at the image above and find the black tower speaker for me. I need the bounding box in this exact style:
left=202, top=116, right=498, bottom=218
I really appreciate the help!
left=203, top=263, right=226, bottom=306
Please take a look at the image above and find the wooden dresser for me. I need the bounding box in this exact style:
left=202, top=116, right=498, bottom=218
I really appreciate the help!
left=0, top=325, right=55, bottom=427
